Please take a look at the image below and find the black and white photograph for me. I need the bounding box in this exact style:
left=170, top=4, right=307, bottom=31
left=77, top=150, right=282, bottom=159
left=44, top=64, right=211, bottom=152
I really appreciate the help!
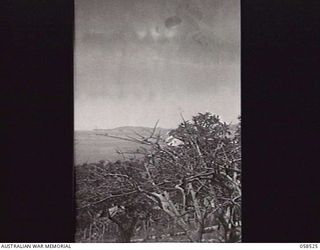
left=3, top=0, right=320, bottom=245
left=74, top=0, right=240, bottom=243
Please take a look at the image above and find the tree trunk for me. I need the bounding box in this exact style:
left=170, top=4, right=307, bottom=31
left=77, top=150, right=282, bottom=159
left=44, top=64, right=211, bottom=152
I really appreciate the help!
left=193, top=223, right=205, bottom=242
left=217, top=214, right=231, bottom=242
left=82, top=228, right=87, bottom=241
left=227, top=225, right=241, bottom=242
left=118, top=229, right=133, bottom=243
left=101, top=224, right=106, bottom=242
left=142, top=221, right=152, bottom=242
left=88, top=224, right=93, bottom=242
left=116, top=217, right=138, bottom=243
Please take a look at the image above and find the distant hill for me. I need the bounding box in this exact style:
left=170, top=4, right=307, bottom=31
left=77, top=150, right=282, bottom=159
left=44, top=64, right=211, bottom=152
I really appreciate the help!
left=75, top=124, right=239, bottom=165
left=75, top=126, right=172, bottom=165
left=93, top=126, right=172, bottom=138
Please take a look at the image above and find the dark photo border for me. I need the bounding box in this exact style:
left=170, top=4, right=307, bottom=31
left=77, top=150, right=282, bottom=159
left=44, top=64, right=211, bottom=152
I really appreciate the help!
left=1, top=0, right=74, bottom=242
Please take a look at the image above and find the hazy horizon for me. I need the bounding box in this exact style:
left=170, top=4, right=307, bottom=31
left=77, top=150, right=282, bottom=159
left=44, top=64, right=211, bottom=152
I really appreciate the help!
left=74, top=124, right=173, bottom=132
left=75, top=0, right=240, bottom=130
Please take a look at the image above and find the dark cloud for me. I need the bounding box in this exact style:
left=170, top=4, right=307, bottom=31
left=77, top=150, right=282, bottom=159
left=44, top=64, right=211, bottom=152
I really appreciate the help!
left=165, top=16, right=182, bottom=29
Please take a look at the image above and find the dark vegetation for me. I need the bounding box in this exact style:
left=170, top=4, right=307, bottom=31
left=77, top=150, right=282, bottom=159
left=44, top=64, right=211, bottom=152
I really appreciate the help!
left=75, top=112, right=241, bottom=242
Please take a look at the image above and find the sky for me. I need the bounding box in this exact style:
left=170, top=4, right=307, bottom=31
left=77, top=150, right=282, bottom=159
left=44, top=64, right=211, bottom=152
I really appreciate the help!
left=75, top=0, right=240, bottom=130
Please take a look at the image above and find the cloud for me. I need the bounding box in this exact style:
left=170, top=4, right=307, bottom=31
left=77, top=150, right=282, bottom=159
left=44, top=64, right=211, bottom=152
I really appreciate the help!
left=150, top=26, right=161, bottom=41
left=75, top=0, right=240, bottom=130
left=164, top=27, right=178, bottom=38
left=136, top=29, right=147, bottom=39
left=136, top=25, right=178, bottom=42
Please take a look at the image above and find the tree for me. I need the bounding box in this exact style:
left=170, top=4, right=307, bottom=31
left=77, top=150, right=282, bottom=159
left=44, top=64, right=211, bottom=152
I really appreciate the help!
left=75, top=160, right=162, bottom=242
left=75, top=112, right=241, bottom=242
left=138, top=112, right=241, bottom=242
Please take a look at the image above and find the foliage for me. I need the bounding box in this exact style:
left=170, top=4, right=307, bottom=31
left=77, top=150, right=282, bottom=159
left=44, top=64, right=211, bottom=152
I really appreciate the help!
left=75, top=112, right=241, bottom=242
